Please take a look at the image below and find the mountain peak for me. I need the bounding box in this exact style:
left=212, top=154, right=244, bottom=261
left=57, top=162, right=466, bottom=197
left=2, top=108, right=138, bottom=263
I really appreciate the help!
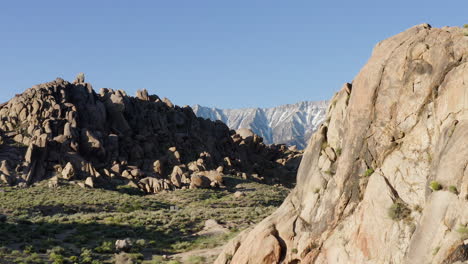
left=193, top=101, right=328, bottom=149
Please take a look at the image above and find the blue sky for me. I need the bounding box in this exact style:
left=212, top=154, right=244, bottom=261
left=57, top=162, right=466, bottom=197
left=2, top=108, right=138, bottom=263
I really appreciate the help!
left=0, top=1, right=466, bottom=108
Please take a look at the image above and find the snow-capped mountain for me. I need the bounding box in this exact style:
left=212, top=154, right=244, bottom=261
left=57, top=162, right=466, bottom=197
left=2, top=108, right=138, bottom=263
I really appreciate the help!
left=193, top=101, right=328, bottom=149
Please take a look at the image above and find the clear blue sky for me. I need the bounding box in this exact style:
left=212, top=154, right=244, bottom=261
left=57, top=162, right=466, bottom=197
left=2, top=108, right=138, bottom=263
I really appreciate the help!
left=0, top=1, right=466, bottom=108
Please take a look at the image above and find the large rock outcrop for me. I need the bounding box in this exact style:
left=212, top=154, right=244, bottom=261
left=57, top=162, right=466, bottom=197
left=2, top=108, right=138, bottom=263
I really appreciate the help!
left=0, top=77, right=302, bottom=192
left=216, top=24, right=468, bottom=264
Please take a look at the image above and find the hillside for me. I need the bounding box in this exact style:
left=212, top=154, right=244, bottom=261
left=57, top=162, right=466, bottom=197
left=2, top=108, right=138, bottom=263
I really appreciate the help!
left=0, top=77, right=302, bottom=192
left=0, top=76, right=303, bottom=263
left=216, top=24, right=468, bottom=264
left=193, top=101, right=327, bottom=149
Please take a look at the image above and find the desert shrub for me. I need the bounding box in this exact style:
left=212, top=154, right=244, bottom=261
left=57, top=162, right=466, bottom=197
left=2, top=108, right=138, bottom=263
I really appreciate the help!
left=448, top=185, right=458, bottom=194
left=363, top=168, right=374, bottom=177
left=413, top=204, right=423, bottom=213
left=335, top=148, right=342, bottom=156
left=432, top=246, right=440, bottom=256
left=68, top=256, right=79, bottom=262
left=388, top=202, right=411, bottom=221
left=187, top=256, right=206, bottom=264
left=321, top=142, right=328, bottom=150
left=49, top=252, right=65, bottom=264
left=429, top=181, right=442, bottom=191
left=135, top=239, right=147, bottom=248
left=291, top=248, right=298, bottom=254
left=27, top=253, right=43, bottom=263
left=456, top=224, right=468, bottom=240
left=95, top=241, right=113, bottom=253
left=80, top=248, right=93, bottom=263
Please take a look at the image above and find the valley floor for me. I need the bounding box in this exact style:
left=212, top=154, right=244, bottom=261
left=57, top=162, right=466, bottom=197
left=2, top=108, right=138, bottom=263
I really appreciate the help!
left=0, top=176, right=290, bottom=263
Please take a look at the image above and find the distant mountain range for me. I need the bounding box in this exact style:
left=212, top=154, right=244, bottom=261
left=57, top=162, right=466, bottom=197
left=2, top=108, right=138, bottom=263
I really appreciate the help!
left=193, top=101, right=328, bottom=149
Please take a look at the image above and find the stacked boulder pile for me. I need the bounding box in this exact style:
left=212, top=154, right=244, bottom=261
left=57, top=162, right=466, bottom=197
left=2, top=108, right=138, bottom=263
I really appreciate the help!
left=0, top=75, right=302, bottom=193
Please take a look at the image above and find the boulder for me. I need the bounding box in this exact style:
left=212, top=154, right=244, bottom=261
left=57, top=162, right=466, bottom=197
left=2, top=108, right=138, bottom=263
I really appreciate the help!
left=84, top=177, right=94, bottom=188
left=115, top=253, right=135, bottom=264
left=138, top=177, right=172, bottom=193
left=115, top=238, right=133, bottom=252
left=48, top=176, right=59, bottom=188
left=170, top=165, right=184, bottom=188
left=236, top=128, right=255, bottom=140
left=74, top=73, right=85, bottom=84
left=61, top=162, right=75, bottom=180
left=153, top=160, right=163, bottom=175
left=234, top=191, right=245, bottom=198
left=190, top=174, right=211, bottom=189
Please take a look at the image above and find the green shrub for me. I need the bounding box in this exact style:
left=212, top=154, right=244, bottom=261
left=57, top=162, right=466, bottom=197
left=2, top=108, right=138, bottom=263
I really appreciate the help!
left=23, top=244, right=34, bottom=254
left=95, top=241, right=113, bottom=253
left=49, top=252, right=65, bottom=264
left=464, top=24, right=468, bottom=28
left=291, top=248, right=298, bottom=254
left=432, top=246, right=440, bottom=256
left=448, top=185, right=458, bottom=194
left=363, top=168, right=374, bottom=177
left=456, top=225, right=468, bottom=240
left=429, top=181, right=442, bottom=191
left=135, top=239, right=147, bottom=248
left=80, top=249, right=93, bottom=263
left=321, top=142, right=328, bottom=150
left=187, top=256, right=206, bottom=264
left=335, top=148, right=342, bottom=156
left=68, top=256, right=79, bottom=262
left=388, top=202, right=411, bottom=221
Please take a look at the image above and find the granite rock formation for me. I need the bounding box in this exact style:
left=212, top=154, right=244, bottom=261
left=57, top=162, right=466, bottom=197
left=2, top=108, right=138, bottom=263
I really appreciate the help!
left=0, top=76, right=302, bottom=192
left=216, top=24, right=468, bottom=264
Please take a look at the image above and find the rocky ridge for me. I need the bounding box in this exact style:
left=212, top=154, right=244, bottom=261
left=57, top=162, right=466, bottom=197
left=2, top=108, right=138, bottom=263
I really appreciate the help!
left=216, top=24, right=468, bottom=264
left=0, top=76, right=302, bottom=192
left=193, top=101, right=328, bottom=149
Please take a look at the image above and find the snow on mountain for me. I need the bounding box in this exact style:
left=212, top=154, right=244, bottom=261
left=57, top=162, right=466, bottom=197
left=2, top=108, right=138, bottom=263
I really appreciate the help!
left=192, top=101, right=328, bottom=149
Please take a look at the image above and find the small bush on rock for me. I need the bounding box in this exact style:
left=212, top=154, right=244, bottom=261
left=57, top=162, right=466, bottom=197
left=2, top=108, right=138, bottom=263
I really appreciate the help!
left=456, top=224, right=468, bottom=240
left=429, top=181, right=442, bottom=191
left=363, top=168, right=374, bottom=177
left=388, top=202, right=411, bottom=221
left=448, top=185, right=458, bottom=194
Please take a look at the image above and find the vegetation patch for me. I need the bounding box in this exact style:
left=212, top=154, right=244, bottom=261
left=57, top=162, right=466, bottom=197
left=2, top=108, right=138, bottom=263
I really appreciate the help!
left=429, top=181, right=442, bottom=191
left=363, top=168, right=374, bottom=177
left=448, top=185, right=458, bottom=195
left=0, top=176, right=290, bottom=263
left=388, top=202, right=411, bottom=221
left=456, top=224, right=468, bottom=240
left=335, top=148, right=342, bottom=156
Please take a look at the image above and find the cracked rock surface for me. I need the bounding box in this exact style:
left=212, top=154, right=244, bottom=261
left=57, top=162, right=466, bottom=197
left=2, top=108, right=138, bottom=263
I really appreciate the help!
left=216, top=24, right=468, bottom=264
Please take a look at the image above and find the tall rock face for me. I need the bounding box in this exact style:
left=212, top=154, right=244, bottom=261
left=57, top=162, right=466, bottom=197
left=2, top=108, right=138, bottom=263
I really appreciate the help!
left=216, top=24, right=468, bottom=264
left=0, top=78, right=302, bottom=191
left=193, top=101, right=328, bottom=149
